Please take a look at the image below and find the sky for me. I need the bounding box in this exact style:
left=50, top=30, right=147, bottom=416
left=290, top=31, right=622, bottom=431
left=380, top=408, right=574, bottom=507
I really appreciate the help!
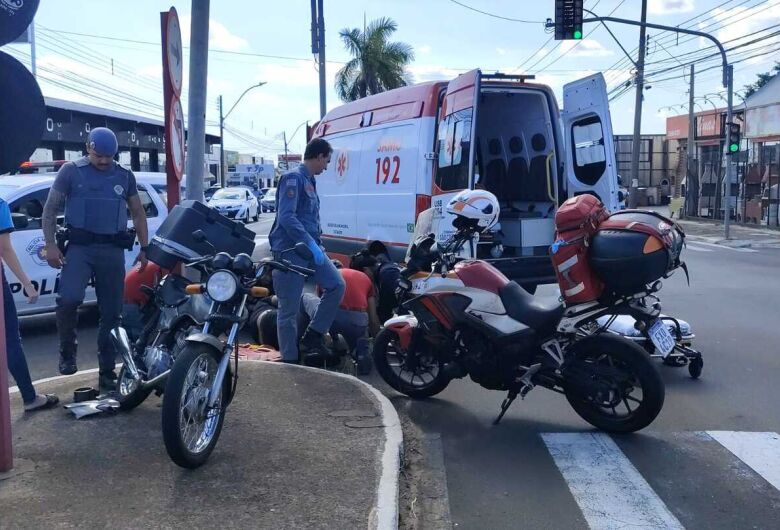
left=5, top=0, right=780, bottom=161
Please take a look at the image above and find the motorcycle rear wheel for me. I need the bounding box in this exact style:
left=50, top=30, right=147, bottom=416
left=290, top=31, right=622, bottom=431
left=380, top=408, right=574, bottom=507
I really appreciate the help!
left=564, top=334, right=665, bottom=433
left=161, top=344, right=228, bottom=469
left=116, top=364, right=153, bottom=411
left=372, top=328, right=450, bottom=398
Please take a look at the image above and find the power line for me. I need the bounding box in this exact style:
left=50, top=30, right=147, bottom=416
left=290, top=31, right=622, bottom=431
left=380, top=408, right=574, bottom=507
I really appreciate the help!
left=446, top=0, right=544, bottom=24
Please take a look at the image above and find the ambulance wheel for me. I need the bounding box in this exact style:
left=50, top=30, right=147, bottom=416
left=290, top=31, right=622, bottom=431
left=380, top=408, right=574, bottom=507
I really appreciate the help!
left=688, top=357, right=703, bottom=379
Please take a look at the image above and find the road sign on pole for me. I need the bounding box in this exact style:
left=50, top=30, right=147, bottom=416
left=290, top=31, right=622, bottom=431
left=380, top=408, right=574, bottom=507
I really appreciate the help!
left=165, top=9, right=183, bottom=98
left=554, top=0, right=584, bottom=40
left=161, top=6, right=183, bottom=211
left=167, top=96, right=185, bottom=180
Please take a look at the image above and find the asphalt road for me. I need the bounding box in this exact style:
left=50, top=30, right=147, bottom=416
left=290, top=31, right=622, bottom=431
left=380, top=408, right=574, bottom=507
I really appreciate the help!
left=13, top=213, right=780, bottom=528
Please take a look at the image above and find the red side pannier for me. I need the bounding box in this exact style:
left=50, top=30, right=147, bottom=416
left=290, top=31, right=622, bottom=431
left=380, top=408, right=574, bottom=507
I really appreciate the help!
left=550, top=194, right=609, bottom=305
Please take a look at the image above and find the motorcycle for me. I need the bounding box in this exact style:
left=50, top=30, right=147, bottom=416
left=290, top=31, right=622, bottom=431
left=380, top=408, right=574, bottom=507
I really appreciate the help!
left=372, top=222, right=666, bottom=433
left=160, top=230, right=314, bottom=468
left=110, top=273, right=211, bottom=410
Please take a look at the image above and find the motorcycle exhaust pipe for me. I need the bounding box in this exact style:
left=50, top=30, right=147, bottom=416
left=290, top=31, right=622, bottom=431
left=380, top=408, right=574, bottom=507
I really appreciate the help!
left=110, top=327, right=141, bottom=381
left=140, top=369, right=171, bottom=390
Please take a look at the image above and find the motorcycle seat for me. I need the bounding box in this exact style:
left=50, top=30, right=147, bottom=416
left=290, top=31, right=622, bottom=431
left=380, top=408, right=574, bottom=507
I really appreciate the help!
left=499, top=281, right=564, bottom=336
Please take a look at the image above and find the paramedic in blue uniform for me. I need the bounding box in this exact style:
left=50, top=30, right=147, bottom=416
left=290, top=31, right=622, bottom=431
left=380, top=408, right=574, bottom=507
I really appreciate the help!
left=268, top=138, right=345, bottom=363
left=42, top=127, right=149, bottom=391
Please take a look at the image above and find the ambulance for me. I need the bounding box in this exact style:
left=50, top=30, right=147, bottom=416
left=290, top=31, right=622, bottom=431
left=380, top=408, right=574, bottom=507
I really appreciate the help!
left=312, top=70, right=620, bottom=288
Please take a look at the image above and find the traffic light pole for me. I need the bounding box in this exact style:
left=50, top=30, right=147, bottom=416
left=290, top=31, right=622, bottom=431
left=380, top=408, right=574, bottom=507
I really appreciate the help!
left=725, top=64, right=733, bottom=238
left=571, top=14, right=734, bottom=238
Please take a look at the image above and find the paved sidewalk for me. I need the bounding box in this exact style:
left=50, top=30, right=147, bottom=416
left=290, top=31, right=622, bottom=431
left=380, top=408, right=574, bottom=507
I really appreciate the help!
left=1, top=362, right=401, bottom=529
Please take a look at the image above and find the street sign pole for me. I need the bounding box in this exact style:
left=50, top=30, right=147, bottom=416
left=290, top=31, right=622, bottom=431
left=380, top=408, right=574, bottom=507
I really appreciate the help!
left=724, top=64, right=734, bottom=239
left=185, top=0, right=210, bottom=203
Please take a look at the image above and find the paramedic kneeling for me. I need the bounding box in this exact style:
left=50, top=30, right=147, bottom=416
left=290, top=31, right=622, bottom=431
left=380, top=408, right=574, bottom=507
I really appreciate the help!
left=268, top=138, right=345, bottom=363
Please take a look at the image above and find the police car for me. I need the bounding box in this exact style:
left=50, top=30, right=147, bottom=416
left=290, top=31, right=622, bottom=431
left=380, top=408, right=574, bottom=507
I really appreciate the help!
left=0, top=169, right=169, bottom=316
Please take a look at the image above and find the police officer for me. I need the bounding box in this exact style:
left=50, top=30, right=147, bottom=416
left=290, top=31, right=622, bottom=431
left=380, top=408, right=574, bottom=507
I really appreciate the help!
left=42, top=127, right=149, bottom=391
left=268, top=138, right=345, bottom=363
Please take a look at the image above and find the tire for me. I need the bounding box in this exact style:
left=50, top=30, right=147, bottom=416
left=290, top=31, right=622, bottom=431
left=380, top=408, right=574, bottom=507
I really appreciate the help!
left=161, top=343, right=228, bottom=469
left=688, top=356, right=703, bottom=379
left=372, top=328, right=449, bottom=398
left=564, top=334, right=665, bottom=433
left=116, top=364, right=153, bottom=411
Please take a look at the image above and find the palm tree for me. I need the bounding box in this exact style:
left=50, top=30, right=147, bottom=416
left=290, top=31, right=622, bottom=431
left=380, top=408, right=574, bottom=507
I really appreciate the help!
left=335, top=17, right=414, bottom=102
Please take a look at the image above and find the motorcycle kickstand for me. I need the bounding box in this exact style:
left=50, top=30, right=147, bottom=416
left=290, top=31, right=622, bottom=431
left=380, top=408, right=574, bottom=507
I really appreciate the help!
left=493, top=389, right=519, bottom=425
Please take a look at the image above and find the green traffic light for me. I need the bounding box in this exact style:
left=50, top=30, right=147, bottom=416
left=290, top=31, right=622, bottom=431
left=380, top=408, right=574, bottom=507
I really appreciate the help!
left=729, top=143, right=739, bottom=153
left=573, top=30, right=583, bottom=39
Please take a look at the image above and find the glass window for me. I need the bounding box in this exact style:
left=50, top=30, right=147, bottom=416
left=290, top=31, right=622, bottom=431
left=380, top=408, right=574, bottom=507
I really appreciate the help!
left=152, top=184, right=168, bottom=207
left=435, top=108, right=473, bottom=192
left=10, top=188, right=50, bottom=231
left=137, top=187, right=158, bottom=218
left=571, top=115, right=607, bottom=186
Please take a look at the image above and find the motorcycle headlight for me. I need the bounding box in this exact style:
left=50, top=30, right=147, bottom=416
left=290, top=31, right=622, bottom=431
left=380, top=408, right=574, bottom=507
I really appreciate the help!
left=206, top=270, right=238, bottom=302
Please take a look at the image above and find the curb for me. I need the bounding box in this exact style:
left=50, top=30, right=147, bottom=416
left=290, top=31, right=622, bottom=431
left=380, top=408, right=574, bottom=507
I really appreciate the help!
left=13, top=361, right=403, bottom=530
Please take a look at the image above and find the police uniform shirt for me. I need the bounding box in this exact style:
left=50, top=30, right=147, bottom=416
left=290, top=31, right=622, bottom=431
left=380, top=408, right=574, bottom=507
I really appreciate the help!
left=268, top=164, right=322, bottom=252
left=53, top=157, right=138, bottom=235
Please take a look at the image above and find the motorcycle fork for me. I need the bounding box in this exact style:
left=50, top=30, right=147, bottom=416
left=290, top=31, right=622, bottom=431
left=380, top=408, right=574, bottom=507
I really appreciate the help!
left=111, top=327, right=141, bottom=381
left=207, top=295, right=247, bottom=408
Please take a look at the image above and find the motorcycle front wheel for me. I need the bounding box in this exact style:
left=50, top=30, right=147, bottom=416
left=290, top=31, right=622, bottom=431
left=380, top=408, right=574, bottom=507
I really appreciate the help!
left=563, top=334, right=665, bottom=433
left=372, top=328, right=450, bottom=398
left=116, top=364, right=153, bottom=411
left=161, top=343, right=228, bottom=469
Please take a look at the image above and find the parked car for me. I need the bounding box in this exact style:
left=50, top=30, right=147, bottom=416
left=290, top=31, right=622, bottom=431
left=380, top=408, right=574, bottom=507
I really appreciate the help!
left=0, top=171, right=169, bottom=316
left=207, top=186, right=259, bottom=223
left=204, top=185, right=222, bottom=201
left=260, top=187, right=277, bottom=213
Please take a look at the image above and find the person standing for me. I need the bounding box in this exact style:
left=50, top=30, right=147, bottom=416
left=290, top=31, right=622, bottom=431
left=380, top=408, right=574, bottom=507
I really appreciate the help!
left=268, top=138, right=345, bottom=363
left=42, top=127, right=149, bottom=391
left=0, top=197, right=59, bottom=411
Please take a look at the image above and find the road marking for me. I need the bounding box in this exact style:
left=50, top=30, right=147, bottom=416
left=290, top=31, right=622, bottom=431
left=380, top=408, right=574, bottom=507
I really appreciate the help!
left=542, top=433, right=683, bottom=530
left=707, top=431, right=780, bottom=491
left=685, top=244, right=713, bottom=252
left=687, top=240, right=757, bottom=253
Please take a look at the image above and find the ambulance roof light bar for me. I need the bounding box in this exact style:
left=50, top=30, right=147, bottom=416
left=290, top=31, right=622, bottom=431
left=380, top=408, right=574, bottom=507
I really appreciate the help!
left=482, top=73, right=536, bottom=83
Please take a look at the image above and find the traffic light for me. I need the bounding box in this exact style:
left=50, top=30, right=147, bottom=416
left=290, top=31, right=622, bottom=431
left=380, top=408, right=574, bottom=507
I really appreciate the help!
left=726, top=122, right=741, bottom=155
left=554, top=0, right=584, bottom=40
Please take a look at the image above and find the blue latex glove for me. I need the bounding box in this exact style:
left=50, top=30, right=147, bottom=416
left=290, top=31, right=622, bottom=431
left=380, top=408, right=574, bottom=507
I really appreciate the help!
left=307, top=239, right=326, bottom=265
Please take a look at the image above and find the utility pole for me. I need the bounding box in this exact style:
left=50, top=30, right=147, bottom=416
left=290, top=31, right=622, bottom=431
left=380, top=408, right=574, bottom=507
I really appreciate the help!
left=283, top=131, right=289, bottom=170
left=628, top=0, right=648, bottom=208
left=686, top=64, right=695, bottom=217
left=311, top=0, right=326, bottom=118
left=218, top=95, right=225, bottom=188
left=185, top=0, right=209, bottom=202
left=724, top=64, right=734, bottom=238
left=29, top=22, right=36, bottom=79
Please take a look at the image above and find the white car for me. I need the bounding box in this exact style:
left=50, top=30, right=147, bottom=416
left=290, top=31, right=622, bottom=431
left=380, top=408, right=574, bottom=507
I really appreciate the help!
left=0, top=171, right=169, bottom=316
left=207, top=186, right=259, bottom=223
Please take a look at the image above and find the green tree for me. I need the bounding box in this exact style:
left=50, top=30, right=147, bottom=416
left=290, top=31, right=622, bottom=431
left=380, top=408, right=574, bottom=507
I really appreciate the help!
left=743, top=61, right=780, bottom=99
left=335, top=17, right=414, bottom=102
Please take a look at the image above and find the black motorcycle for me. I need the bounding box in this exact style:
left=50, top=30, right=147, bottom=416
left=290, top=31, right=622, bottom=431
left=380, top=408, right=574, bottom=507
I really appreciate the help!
left=160, top=231, right=314, bottom=468
left=110, top=274, right=211, bottom=410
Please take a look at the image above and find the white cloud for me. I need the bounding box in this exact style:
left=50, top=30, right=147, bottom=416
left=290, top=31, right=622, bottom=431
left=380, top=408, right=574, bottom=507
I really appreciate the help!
left=407, top=64, right=463, bottom=83
left=559, top=39, right=614, bottom=58
left=137, top=64, right=163, bottom=78
left=418, top=44, right=432, bottom=55
left=648, top=0, right=696, bottom=15
left=255, top=62, right=322, bottom=88
left=496, top=47, right=507, bottom=56
left=180, top=16, right=249, bottom=51
left=701, top=4, right=780, bottom=66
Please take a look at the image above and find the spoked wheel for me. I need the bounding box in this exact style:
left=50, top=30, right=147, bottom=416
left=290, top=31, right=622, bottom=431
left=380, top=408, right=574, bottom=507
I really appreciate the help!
left=116, top=363, right=153, bottom=411
left=372, top=328, right=449, bottom=398
left=161, top=344, right=227, bottom=469
left=564, top=335, right=665, bottom=433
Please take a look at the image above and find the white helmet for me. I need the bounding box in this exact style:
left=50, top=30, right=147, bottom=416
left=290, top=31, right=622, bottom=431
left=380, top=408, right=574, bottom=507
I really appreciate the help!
left=446, top=189, right=500, bottom=232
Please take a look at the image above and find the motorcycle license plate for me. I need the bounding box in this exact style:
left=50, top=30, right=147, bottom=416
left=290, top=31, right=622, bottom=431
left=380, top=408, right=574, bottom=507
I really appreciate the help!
left=649, top=321, right=675, bottom=357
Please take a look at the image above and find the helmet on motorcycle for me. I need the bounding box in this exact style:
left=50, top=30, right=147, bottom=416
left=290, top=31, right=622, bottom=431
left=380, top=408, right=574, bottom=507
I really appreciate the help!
left=445, top=189, right=500, bottom=232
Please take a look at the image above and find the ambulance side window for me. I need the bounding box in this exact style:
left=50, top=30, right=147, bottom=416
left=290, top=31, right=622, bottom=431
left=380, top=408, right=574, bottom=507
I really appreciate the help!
left=435, top=109, right=473, bottom=191
left=571, top=115, right=607, bottom=186
left=10, top=188, right=50, bottom=231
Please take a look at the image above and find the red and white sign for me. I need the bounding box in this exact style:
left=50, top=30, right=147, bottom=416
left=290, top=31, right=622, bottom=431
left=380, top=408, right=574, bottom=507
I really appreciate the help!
left=336, top=151, right=348, bottom=181
left=168, top=97, right=185, bottom=180
left=165, top=8, right=183, bottom=98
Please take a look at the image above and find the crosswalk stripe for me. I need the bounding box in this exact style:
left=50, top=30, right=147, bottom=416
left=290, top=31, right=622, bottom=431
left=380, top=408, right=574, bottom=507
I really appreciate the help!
left=707, top=431, right=780, bottom=491
left=542, top=433, right=684, bottom=530
left=687, top=240, right=758, bottom=253
left=685, top=244, right=713, bottom=252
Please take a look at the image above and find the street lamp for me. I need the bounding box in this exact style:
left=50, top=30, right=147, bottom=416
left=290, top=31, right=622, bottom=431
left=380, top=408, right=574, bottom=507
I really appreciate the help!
left=280, top=120, right=309, bottom=170
left=219, top=81, right=267, bottom=186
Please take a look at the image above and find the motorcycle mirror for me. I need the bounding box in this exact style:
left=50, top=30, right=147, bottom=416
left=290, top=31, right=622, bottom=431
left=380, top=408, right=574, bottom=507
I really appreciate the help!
left=294, top=242, right=313, bottom=260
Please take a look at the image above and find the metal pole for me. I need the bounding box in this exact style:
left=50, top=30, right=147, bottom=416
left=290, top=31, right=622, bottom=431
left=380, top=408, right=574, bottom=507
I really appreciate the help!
left=687, top=65, right=695, bottom=217
left=317, top=0, right=326, bottom=118
left=283, top=131, right=289, bottom=166
left=0, top=264, right=12, bottom=472
left=185, top=0, right=210, bottom=202
left=29, top=22, right=36, bottom=79
left=219, top=95, right=225, bottom=188
left=628, top=0, right=648, bottom=209
left=724, top=64, right=734, bottom=238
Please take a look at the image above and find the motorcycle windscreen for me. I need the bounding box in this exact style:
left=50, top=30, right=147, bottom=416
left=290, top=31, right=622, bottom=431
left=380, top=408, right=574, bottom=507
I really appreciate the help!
left=562, top=73, right=620, bottom=212
left=432, top=69, right=481, bottom=252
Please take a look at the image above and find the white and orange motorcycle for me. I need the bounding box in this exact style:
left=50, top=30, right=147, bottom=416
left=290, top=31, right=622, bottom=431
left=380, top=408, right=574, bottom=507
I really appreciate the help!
left=372, top=190, right=666, bottom=433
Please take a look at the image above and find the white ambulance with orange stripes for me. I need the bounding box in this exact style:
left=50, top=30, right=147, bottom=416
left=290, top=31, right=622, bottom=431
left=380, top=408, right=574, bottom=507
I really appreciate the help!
left=312, top=70, right=620, bottom=288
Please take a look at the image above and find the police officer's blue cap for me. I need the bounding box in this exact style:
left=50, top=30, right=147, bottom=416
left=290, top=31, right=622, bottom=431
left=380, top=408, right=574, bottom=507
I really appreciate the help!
left=87, top=127, right=118, bottom=156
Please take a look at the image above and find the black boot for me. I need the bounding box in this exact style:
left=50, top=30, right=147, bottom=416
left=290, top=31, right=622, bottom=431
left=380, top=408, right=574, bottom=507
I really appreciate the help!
left=299, top=328, right=335, bottom=364
left=56, top=306, right=79, bottom=375
left=98, top=370, right=118, bottom=393
left=58, top=353, right=78, bottom=376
